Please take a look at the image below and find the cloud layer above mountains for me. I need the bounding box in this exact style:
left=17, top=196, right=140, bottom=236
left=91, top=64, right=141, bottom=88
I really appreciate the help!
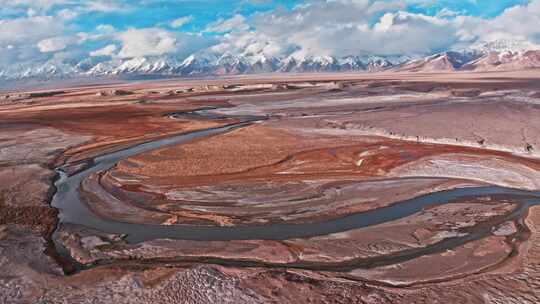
left=0, top=0, right=539, bottom=69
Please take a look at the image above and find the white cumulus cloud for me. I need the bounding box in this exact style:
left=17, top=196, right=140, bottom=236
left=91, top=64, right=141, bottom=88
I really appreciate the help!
left=170, top=16, right=193, bottom=28
left=214, top=0, right=459, bottom=58
left=37, top=36, right=70, bottom=52
left=205, top=14, right=249, bottom=33
left=90, top=44, right=117, bottom=57
left=471, top=1, right=540, bottom=44
left=0, top=16, right=64, bottom=45
left=116, top=28, right=177, bottom=58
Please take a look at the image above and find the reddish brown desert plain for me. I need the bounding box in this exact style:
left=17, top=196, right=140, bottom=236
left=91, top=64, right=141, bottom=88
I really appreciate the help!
left=3, top=71, right=540, bottom=303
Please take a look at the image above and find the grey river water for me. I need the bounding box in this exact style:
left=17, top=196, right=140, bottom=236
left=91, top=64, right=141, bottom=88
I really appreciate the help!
left=50, top=116, right=540, bottom=249
left=45, top=109, right=540, bottom=274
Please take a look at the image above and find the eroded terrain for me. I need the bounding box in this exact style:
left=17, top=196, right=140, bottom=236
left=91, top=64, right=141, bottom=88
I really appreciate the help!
left=2, top=71, right=540, bottom=303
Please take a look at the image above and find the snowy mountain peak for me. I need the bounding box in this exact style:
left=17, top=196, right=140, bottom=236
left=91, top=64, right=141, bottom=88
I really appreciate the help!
left=472, top=39, right=540, bottom=53
left=3, top=42, right=540, bottom=81
left=181, top=55, right=196, bottom=66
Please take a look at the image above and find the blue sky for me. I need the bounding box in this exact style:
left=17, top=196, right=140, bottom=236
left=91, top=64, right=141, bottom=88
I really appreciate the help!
left=0, top=0, right=539, bottom=69
left=69, top=1, right=304, bottom=33
left=406, top=0, right=530, bottom=17
left=1, top=1, right=528, bottom=31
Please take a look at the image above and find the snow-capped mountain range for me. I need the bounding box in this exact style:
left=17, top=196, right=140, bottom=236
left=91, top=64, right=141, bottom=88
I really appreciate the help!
left=393, top=39, right=540, bottom=72
left=2, top=40, right=540, bottom=81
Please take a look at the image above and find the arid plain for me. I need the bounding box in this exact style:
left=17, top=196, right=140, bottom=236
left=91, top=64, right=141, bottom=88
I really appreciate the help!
left=2, top=71, right=540, bottom=303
